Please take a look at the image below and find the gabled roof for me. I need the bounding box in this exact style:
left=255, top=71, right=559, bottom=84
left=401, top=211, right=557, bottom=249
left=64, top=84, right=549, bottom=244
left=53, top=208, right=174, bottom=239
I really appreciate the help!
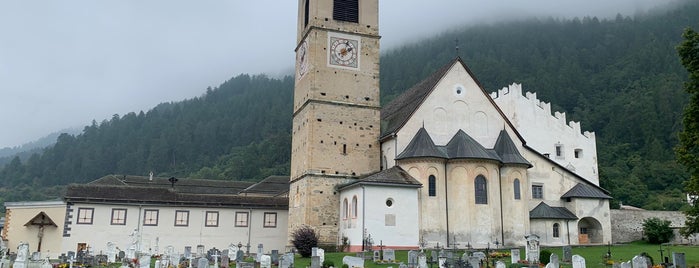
left=396, top=127, right=447, bottom=160
left=381, top=58, right=458, bottom=139
left=65, top=175, right=287, bottom=209
left=494, top=130, right=532, bottom=167
left=445, top=130, right=501, bottom=161
left=561, top=183, right=612, bottom=199
left=24, top=211, right=57, bottom=227
left=337, top=166, right=422, bottom=191
left=239, top=175, right=290, bottom=196
left=529, top=202, right=577, bottom=220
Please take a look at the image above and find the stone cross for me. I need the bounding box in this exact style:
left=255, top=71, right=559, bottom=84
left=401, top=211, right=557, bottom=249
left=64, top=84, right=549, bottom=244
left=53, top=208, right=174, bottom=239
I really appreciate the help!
left=212, top=252, right=220, bottom=268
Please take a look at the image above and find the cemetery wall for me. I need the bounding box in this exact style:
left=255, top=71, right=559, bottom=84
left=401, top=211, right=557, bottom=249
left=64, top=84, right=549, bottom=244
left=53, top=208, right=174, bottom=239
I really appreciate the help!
left=610, top=209, right=696, bottom=244
left=3, top=200, right=66, bottom=254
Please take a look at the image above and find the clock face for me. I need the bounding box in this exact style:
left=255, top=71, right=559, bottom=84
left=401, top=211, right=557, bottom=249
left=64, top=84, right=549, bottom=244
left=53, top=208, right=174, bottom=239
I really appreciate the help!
left=328, top=35, right=360, bottom=69
left=297, top=40, right=309, bottom=80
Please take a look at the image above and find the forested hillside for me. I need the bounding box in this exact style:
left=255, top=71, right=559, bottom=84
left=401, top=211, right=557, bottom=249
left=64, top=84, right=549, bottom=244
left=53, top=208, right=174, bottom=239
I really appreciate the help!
left=1, top=1, right=697, bottom=210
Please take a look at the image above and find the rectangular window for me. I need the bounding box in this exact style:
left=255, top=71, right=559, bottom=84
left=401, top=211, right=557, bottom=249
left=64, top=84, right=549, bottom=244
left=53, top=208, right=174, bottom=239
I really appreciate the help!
left=205, top=211, right=219, bottom=227
left=174, top=210, right=189, bottom=226
left=235, top=212, right=249, bottom=227
left=111, top=208, right=127, bottom=225
left=263, top=212, right=277, bottom=228
left=76, top=208, right=94, bottom=225
left=555, top=144, right=564, bottom=159
left=333, top=0, right=359, bottom=23
left=532, top=185, right=544, bottom=199
left=574, top=149, right=583, bottom=158
left=143, top=209, right=159, bottom=226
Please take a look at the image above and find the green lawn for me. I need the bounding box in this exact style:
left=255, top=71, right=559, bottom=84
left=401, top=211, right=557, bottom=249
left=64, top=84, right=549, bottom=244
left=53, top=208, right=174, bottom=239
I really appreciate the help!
left=292, top=242, right=699, bottom=268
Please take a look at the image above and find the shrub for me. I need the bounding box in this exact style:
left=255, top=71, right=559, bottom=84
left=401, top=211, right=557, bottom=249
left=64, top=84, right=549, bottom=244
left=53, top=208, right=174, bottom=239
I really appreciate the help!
left=322, top=260, right=335, bottom=268
left=291, top=225, right=319, bottom=257
left=642, top=217, right=675, bottom=244
left=539, top=249, right=552, bottom=265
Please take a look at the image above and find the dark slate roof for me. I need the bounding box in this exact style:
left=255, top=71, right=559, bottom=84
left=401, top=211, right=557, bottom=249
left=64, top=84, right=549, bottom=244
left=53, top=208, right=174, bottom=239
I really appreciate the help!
left=381, top=58, right=457, bottom=139
left=396, top=127, right=447, bottom=160
left=66, top=175, right=287, bottom=209
left=529, top=202, right=578, bottom=220
left=445, top=130, right=501, bottom=161
left=561, top=183, right=612, bottom=199
left=338, top=166, right=422, bottom=190
left=239, top=175, right=290, bottom=196
left=494, top=130, right=532, bottom=167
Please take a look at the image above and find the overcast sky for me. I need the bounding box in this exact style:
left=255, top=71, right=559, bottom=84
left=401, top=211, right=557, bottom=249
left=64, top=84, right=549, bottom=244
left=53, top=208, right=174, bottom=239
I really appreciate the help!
left=0, top=0, right=677, bottom=149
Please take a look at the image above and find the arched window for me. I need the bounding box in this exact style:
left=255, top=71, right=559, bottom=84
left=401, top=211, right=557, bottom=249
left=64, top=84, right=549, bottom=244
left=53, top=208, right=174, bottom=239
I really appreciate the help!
left=342, top=198, right=349, bottom=219
left=428, top=175, right=437, bottom=197
left=475, top=175, right=488, bottom=204
left=514, top=179, right=521, bottom=200
left=553, top=223, right=560, bottom=238
left=351, top=195, right=358, bottom=219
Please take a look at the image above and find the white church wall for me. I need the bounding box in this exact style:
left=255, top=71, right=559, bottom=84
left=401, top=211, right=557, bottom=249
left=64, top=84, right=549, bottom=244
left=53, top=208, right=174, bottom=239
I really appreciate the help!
left=62, top=203, right=288, bottom=255
left=567, top=198, right=612, bottom=244
left=499, top=166, right=530, bottom=247
left=529, top=219, right=572, bottom=246
left=492, top=83, right=599, bottom=184
left=338, top=186, right=364, bottom=252
left=400, top=160, right=448, bottom=247
left=363, top=185, right=419, bottom=249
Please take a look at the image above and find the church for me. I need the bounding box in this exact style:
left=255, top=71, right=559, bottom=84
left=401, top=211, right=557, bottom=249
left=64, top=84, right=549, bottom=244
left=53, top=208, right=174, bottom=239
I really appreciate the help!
left=287, top=0, right=611, bottom=251
left=1, top=0, right=612, bottom=257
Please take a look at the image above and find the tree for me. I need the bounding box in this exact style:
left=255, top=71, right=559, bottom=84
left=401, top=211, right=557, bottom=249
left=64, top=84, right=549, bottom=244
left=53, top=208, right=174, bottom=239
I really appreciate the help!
left=642, top=217, right=675, bottom=244
left=291, top=225, right=319, bottom=257
left=677, top=27, right=699, bottom=237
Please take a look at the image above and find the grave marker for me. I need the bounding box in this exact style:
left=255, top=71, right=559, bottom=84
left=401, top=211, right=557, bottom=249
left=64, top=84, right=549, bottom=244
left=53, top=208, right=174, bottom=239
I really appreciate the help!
left=525, top=234, right=540, bottom=263
left=562, top=246, right=572, bottom=263
left=373, top=251, right=380, bottom=262
left=571, top=255, right=585, bottom=268
left=312, top=247, right=325, bottom=264
left=549, top=253, right=559, bottom=268
left=14, top=242, right=29, bottom=268
left=417, top=252, right=427, bottom=268
left=383, top=249, right=395, bottom=262
left=343, top=256, right=365, bottom=268
left=257, top=244, right=264, bottom=262
left=673, top=252, right=686, bottom=268
left=311, top=256, right=321, bottom=268
left=407, top=250, right=418, bottom=268
left=107, top=242, right=117, bottom=263
left=632, top=255, right=648, bottom=268
left=139, top=255, right=151, bottom=268
left=620, top=261, right=631, bottom=268
left=196, top=257, right=208, bottom=268
left=510, top=249, right=520, bottom=264
left=496, top=260, right=506, bottom=268
left=228, top=244, right=238, bottom=261
left=260, top=255, right=272, bottom=268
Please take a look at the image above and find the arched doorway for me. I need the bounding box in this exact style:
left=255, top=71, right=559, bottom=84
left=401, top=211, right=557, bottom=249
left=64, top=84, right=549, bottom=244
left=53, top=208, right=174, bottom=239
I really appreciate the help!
left=577, top=217, right=603, bottom=244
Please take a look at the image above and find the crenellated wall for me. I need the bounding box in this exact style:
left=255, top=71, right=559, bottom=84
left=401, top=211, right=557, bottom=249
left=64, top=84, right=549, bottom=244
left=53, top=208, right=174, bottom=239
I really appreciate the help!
left=492, top=83, right=599, bottom=184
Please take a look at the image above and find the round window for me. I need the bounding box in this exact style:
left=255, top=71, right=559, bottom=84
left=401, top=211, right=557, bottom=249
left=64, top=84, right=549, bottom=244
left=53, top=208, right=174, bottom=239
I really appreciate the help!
left=454, top=84, right=465, bottom=97
left=386, top=198, right=394, bottom=207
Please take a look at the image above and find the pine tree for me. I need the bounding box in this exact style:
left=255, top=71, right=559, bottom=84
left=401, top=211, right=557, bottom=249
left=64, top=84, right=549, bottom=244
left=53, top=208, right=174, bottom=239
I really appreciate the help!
left=677, top=27, right=699, bottom=237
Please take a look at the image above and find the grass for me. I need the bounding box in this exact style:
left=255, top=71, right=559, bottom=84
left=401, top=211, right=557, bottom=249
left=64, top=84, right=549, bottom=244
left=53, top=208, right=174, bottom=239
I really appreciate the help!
left=291, top=242, right=699, bottom=268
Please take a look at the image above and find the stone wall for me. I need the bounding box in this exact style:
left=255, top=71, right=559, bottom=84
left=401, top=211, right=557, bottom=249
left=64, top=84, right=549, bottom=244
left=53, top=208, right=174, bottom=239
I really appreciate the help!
left=610, top=209, right=697, bottom=244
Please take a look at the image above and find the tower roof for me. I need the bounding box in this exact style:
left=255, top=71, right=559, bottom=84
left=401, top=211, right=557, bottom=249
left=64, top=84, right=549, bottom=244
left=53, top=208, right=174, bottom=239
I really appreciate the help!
left=445, top=129, right=501, bottom=161
left=494, top=130, right=532, bottom=167
left=396, top=127, right=447, bottom=160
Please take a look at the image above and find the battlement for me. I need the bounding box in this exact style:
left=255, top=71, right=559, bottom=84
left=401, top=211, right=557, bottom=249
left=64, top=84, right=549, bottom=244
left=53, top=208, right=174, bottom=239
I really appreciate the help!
left=491, top=83, right=594, bottom=140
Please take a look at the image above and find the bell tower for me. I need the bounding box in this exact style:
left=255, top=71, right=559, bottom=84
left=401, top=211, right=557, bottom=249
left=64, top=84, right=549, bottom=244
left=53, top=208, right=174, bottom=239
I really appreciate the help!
left=288, top=0, right=381, bottom=246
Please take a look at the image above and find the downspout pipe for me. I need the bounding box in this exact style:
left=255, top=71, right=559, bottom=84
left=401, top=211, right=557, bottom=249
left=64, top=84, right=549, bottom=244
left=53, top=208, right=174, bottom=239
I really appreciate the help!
left=362, top=185, right=366, bottom=251
left=498, top=167, right=505, bottom=246
left=444, top=160, right=450, bottom=246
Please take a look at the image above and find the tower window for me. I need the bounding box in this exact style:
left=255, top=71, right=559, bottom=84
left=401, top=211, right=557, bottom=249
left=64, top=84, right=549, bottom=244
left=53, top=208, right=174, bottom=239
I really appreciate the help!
left=428, top=175, right=436, bottom=197
left=553, top=223, right=560, bottom=238
left=333, top=0, right=359, bottom=23
left=304, top=0, right=310, bottom=27
left=513, top=179, right=521, bottom=200
left=574, top=149, right=583, bottom=158
left=555, top=143, right=564, bottom=159
left=343, top=144, right=347, bottom=155
left=475, top=175, right=488, bottom=204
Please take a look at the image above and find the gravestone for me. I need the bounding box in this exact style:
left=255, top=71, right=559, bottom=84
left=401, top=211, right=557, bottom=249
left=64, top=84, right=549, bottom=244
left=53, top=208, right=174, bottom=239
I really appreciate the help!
left=407, top=250, right=418, bottom=268
left=118, top=251, right=126, bottom=262
left=467, top=256, right=480, bottom=268
left=257, top=244, right=264, bottom=262
left=472, top=252, right=486, bottom=262
left=673, top=252, right=686, bottom=268
left=236, top=250, right=244, bottom=262
left=106, top=242, right=117, bottom=263
left=383, top=249, right=395, bottom=262
left=166, top=246, right=177, bottom=267
left=127, top=246, right=136, bottom=260
left=228, top=244, right=238, bottom=261
left=222, top=255, right=230, bottom=268
left=311, top=256, right=321, bottom=268
left=571, top=255, right=585, bottom=268
left=399, top=262, right=408, bottom=268
left=612, top=262, right=620, bottom=268
left=208, top=248, right=220, bottom=262
left=525, top=234, right=540, bottom=263
left=197, top=245, right=205, bottom=258
left=280, top=253, right=294, bottom=268
left=496, top=260, right=506, bottom=268
left=510, top=249, right=520, bottom=264
left=271, top=250, right=279, bottom=265
left=562, top=246, right=572, bottom=263
left=632, top=255, right=648, bottom=268
left=373, top=251, right=380, bottom=262
left=197, top=257, right=208, bottom=268
left=239, top=262, right=254, bottom=268
left=154, top=260, right=161, bottom=268
left=430, top=251, right=438, bottom=263
left=285, top=253, right=295, bottom=268
left=260, top=255, right=271, bottom=268
left=549, top=253, right=559, bottom=268
left=139, top=255, right=151, bottom=268
left=312, top=247, right=325, bottom=264
left=185, top=247, right=192, bottom=259
left=620, top=261, right=632, bottom=268
left=40, top=258, right=52, bottom=268
left=343, top=256, right=364, bottom=268
left=31, top=252, right=41, bottom=261
left=417, top=252, right=427, bottom=268
left=14, top=242, right=29, bottom=268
